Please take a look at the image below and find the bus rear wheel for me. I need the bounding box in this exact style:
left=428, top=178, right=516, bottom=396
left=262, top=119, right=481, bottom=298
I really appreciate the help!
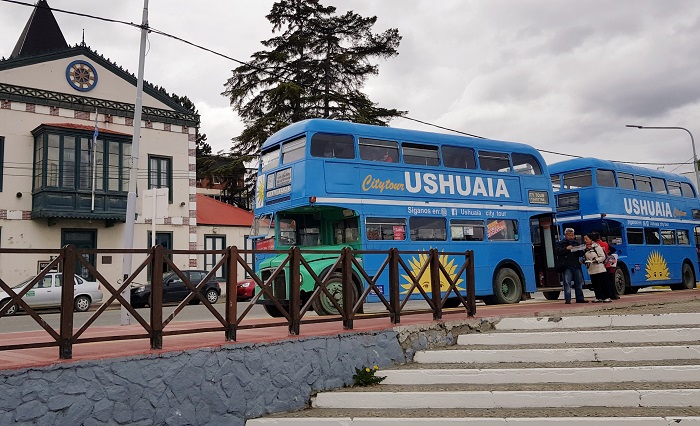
left=613, top=268, right=627, bottom=296
left=543, top=291, right=560, bottom=300
left=491, top=268, right=522, bottom=304
left=671, top=263, right=696, bottom=290
left=311, top=273, right=358, bottom=316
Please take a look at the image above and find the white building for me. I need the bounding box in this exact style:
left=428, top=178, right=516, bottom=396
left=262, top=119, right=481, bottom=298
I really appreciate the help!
left=0, top=1, right=201, bottom=285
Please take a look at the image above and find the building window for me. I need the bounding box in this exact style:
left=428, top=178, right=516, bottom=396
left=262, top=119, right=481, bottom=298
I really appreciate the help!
left=32, top=126, right=131, bottom=193
left=148, top=155, right=172, bottom=202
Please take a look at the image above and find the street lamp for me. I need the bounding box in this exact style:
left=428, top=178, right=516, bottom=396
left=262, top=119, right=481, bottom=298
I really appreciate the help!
left=626, top=125, right=700, bottom=196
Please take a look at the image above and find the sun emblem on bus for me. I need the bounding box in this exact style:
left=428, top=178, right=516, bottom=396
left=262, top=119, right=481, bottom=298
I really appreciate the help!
left=400, top=253, right=465, bottom=295
left=255, top=175, right=265, bottom=209
left=645, top=250, right=670, bottom=281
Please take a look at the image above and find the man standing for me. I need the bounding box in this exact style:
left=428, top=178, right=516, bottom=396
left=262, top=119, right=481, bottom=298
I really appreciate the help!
left=555, top=228, right=588, bottom=304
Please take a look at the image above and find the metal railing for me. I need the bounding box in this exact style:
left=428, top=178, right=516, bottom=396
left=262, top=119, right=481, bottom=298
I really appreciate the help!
left=0, top=245, right=475, bottom=359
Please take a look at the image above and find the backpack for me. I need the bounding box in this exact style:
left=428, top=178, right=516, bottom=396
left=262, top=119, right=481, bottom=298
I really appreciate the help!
left=604, top=253, right=618, bottom=269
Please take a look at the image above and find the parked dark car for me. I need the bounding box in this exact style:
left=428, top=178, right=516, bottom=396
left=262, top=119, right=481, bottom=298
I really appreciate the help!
left=130, top=270, right=221, bottom=308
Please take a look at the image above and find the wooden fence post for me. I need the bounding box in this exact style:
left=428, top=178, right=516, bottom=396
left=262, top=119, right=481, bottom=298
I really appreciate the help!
left=429, top=248, right=442, bottom=320
left=342, top=247, right=353, bottom=330
left=150, top=245, right=163, bottom=350
left=466, top=250, right=476, bottom=317
left=389, top=248, right=400, bottom=324
left=59, top=245, right=76, bottom=359
left=226, top=246, right=238, bottom=341
left=288, top=247, right=301, bottom=335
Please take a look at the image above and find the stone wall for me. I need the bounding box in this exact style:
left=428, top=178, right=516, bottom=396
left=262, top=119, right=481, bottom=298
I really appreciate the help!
left=0, top=317, right=494, bottom=425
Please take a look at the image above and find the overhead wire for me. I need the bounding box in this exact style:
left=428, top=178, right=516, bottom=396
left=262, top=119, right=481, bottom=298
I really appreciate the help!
left=0, top=0, right=693, bottom=169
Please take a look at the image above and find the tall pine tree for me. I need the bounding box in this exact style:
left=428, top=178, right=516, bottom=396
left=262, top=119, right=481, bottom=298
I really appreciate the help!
left=223, top=0, right=404, bottom=160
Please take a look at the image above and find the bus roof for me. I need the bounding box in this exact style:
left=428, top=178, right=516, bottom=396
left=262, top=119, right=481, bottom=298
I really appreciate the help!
left=262, top=119, right=542, bottom=157
left=549, top=157, right=696, bottom=185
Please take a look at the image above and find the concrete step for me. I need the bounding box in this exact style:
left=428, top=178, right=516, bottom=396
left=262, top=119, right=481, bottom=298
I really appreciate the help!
left=248, top=417, right=700, bottom=425
left=311, top=389, right=700, bottom=409
left=414, top=344, right=700, bottom=364
left=495, top=313, right=700, bottom=330
left=456, top=327, right=700, bottom=346
left=381, top=365, right=700, bottom=385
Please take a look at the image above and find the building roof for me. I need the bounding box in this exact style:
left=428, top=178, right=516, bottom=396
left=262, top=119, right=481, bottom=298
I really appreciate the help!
left=11, top=0, right=68, bottom=59
left=196, top=194, right=254, bottom=227
left=34, top=122, right=132, bottom=136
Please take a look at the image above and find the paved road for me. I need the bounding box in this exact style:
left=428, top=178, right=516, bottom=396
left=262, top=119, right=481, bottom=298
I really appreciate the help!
left=0, top=287, right=659, bottom=334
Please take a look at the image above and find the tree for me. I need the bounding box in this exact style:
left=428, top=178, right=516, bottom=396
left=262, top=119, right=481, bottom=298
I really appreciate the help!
left=223, top=0, right=405, bottom=159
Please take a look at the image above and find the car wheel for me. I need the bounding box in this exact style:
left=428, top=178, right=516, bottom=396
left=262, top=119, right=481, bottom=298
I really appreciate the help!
left=491, top=268, right=522, bottom=304
left=205, top=289, right=219, bottom=304
left=1, top=299, right=17, bottom=316
left=311, top=273, right=358, bottom=316
left=74, top=295, right=91, bottom=312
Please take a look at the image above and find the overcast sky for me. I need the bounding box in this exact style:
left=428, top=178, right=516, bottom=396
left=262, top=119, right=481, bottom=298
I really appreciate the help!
left=2, top=0, right=700, bottom=178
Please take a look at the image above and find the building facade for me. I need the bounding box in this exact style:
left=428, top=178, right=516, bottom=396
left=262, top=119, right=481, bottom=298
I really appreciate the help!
left=0, top=1, right=201, bottom=286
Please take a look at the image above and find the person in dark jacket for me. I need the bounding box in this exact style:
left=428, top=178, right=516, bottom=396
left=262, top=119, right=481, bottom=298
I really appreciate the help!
left=555, top=228, right=588, bottom=304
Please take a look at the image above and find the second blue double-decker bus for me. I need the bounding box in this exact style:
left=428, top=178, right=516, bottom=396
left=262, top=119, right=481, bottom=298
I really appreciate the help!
left=250, top=119, right=560, bottom=316
left=550, top=157, right=699, bottom=296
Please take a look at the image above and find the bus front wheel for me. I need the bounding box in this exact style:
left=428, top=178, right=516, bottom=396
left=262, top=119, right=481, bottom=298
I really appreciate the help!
left=263, top=304, right=286, bottom=318
left=671, top=262, right=696, bottom=290
left=491, top=268, right=522, bottom=304
left=311, top=273, right=358, bottom=316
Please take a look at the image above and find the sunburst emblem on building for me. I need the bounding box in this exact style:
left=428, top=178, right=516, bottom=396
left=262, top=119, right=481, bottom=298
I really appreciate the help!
left=645, top=250, right=670, bottom=281
left=400, top=253, right=465, bottom=295
left=255, top=175, right=265, bottom=209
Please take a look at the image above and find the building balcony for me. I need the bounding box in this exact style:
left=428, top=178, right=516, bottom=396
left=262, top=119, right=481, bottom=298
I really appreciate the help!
left=32, top=188, right=127, bottom=222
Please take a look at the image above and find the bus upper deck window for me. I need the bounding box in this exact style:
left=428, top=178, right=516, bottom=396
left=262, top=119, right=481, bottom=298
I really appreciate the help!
left=681, top=182, right=696, bottom=198
left=479, top=151, right=511, bottom=172
left=310, top=133, right=355, bottom=159
left=551, top=174, right=561, bottom=192
left=668, top=182, right=682, bottom=196
left=618, top=173, right=635, bottom=190
left=651, top=177, right=667, bottom=194
left=442, top=146, right=476, bottom=170
left=281, top=136, right=306, bottom=164
left=511, top=153, right=542, bottom=175
left=596, top=169, right=615, bottom=187
left=402, top=143, right=440, bottom=166
left=359, top=138, right=399, bottom=163
left=261, top=147, right=280, bottom=172
left=563, top=170, right=592, bottom=189
left=635, top=176, right=652, bottom=192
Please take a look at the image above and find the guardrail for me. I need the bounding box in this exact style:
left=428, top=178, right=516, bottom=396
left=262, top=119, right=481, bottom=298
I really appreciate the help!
left=0, top=245, right=475, bottom=359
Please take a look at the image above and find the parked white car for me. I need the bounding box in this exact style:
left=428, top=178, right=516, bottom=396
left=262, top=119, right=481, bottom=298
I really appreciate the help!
left=0, top=273, right=103, bottom=316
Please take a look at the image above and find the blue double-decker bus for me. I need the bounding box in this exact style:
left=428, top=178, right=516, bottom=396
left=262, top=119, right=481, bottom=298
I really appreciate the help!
left=251, top=119, right=559, bottom=316
left=549, top=157, right=700, bottom=295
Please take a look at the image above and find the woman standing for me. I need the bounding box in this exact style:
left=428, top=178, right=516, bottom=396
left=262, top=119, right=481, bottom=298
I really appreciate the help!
left=583, top=233, right=611, bottom=303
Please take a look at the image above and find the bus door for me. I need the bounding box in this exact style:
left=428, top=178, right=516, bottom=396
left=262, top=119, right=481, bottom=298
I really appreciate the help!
left=530, top=215, right=559, bottom=288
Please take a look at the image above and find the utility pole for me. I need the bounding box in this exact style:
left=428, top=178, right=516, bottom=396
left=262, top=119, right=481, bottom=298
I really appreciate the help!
left=120, top=0, right=149, bottom=325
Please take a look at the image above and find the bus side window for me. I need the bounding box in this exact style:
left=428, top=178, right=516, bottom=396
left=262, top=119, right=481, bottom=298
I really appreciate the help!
left=644, top=228, right=660, bottom=245
left=450, top=220, right=484, bottom=241
left=366, top=217, right=406, bottom=240
left=310, top=133, right=355, bottom=159
left=512, top=153, right=542, bottom=175
left=486, top=219, right=519, bottom=241
left=410, top=217, right=446, bottom=241
left=442, top=146, right=476, bottom=170
left=626, top=228, right=644, bottom=244
left=661, top=229, right=676, bottom=245
left=678, top=229, right=691, bottom=245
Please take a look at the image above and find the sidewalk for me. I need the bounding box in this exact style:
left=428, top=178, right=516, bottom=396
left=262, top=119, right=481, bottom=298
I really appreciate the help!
left=1, top=289, right=697, bottom=371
